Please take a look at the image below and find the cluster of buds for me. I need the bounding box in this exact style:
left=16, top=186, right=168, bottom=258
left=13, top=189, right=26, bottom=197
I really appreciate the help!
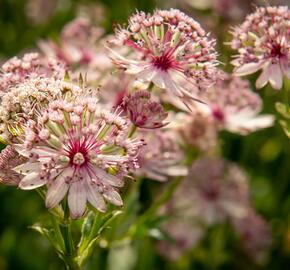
left=0, top=78, right=83, bottom=142
left=123, top=90, right=168, bottom=129
left=0, top=53, right=65, bottom=96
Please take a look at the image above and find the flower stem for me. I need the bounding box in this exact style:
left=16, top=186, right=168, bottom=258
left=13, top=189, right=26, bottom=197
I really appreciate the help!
left=128, top=124, right=137, bottom=138
left=61, top=200, right=80, bottom=270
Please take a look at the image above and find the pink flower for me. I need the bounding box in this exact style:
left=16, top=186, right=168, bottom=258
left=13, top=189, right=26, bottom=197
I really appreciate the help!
left=13, top=98, right=144, bottom=218
left=183, top=158, right=250, bottom=224
left=232, top=210, right=272, bottom=263
left=123, top=90, right=168, bottom=129
left=177, top=73, right=274, bottom=136
left=0, top=78, right=83, bottom=143
left=205, top=73, right=275, bottom=134
left=39, top=17, right=106, bottom=68
left=0, top=146, right=26, bottom=185
left=157, top=219, right=203, bottom=260
left=137, top=130, right=188, bottom=182
left=230, top=6, right=290, bottom=90
left=0, top=53, right=65, bottom=96
left=108, top=9, right=218, bottom=102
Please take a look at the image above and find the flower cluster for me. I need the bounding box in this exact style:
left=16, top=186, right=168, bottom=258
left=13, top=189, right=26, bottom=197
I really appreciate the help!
left=0, top=53, right=65, bottom=96
left=157, top=157, right=271, bottom=260
left=109, top=9, right=219, bottom=101
left=14, top=97, right=144, bottom=218
left=123, top=90, right=168, bottom=129
left=0, top=78, right=83, bottom=142
left=230, top=6, right=290, bottom=89
left=137, top=130, right=188, bottom=181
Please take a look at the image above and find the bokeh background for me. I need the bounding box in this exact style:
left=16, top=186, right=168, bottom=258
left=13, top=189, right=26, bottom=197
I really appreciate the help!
left=0, top=0, right=290, bottom=269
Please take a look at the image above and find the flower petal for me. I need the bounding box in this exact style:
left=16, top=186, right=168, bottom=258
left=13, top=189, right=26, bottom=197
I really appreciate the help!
left=234, top=62, right=263, bottom=76
left=103, top=188, right=123, bottom=206
left=85, top=182, right=107, bottom=212
left=14, top=162, right=40, bottom=175
left=45, top=169, right=71, bottom=208
left=19, top=172, right=46, bottom=190
left=92, top=167, right=124, bottom=187
left=256, top=66, right=270, bottom=89
left=268, top=63, right=283, bottom=90
left=68, top=181, right=87, bottom=219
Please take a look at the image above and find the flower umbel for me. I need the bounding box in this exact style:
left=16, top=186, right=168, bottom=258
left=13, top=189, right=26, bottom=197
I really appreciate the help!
left=109, top=9, right=218, bottom=102
left=123, top=90, right=168, bottom=129
left=230, top=6, right=290, bottom=89
left=14, top=98, right=144, bottom=218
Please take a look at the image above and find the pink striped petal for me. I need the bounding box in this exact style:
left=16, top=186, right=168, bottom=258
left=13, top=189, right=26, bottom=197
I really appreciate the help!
left=19, top=172, right=45, bottom=190
left=45, top=169, right=71, bottom=208
left=268, top=63, right=283, bottom=90
left=68, top=181, right=87, bottom=219
left=85, top=182, right=107, bottom=212
left=103, top=189, right=123, bottom=206
left=234, top=62, right=263, bottom=76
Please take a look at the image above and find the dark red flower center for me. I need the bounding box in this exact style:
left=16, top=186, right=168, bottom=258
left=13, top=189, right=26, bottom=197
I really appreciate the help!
left=271, top=44, right=283, bottom=58
left=153, top=54, right=173, bottom=71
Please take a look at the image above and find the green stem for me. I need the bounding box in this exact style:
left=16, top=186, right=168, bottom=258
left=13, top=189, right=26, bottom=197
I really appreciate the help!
left=129, top=176, right=182, bottom=236
left=61, top=201, right=80, bottom=270
left=147, top=81, right=154, bottom=92
left=128, top=124, right=137, bottom=138
left=284, top=84, right=289, bottom=111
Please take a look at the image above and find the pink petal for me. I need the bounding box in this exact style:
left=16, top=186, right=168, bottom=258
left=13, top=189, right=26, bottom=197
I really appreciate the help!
left=68, top=181, right=87, bottom=219
left=19, top=172, right=46, bottom=190
left=280, top=57, right=290, bottom=79
left=234, top=62, right=263, bottom=76
left=268, top=63, right=283, bottom=90
left=45, top=169, right=71, bottom=208
left=14, top=162, right=40, bottom=175
left=256, top=66, right=270, bottom=89
left=103, top=189, right=123, bottom=206
left=85, top=182, right=107, bottom=212
left=92, top=167, right=123, bottom=187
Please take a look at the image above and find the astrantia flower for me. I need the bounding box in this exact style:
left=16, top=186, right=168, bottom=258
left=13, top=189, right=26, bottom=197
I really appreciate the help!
left=167, top=158, right=250, bottom=225
left=108, top=9, right=218, bottom=101
left=14, top=98, right=144, bottom=218
left=137, top=130, right=188, bottom=182
left=0, top=52, right=65, bottom=96
left=123, top=90, right=168, bottom=129
left=188, top=158, right=250, bottom=224
left=0, top=77, right=83, bottom=142
left=157, top=219, right=203, bottom=260
left=0, top=146, right=26, bottom=185
left=230, top=6, right=290, bottom=90
left=205, top=73, right=275, bottom=134
left=232, top=210, right=272, bottom=262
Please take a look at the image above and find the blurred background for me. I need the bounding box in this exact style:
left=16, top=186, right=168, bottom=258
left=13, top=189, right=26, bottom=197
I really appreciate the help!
left=0, top=0, right=290, bottom=269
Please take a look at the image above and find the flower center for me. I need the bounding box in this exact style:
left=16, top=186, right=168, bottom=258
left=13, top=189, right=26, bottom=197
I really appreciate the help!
left=153, top=54, right=173, bottom=71
left=270, top=44, right=283, bottom=58
left=72, top=152, right=86, bottom=166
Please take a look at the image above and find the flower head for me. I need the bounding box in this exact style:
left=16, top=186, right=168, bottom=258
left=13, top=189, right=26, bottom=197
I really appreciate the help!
left=0, top=53, right=65, bottom=96
left=205, top=73, right=275, bottom=134
left=14, top=98, right=144, bottom=218
left=123, top=90, right=168, bottom=129
left=137, top=130, right=187, bottom=181
left=0, top=146, right=27, bottom=185
left=232, top=210, right=272, bottom=263
left=0, top=78, right=83, bottom=142
left=230, top=6, right=290, bottom=89
left=109, top=9, right=218, bottom=101
left=180, top=158, right=250, bottom=225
